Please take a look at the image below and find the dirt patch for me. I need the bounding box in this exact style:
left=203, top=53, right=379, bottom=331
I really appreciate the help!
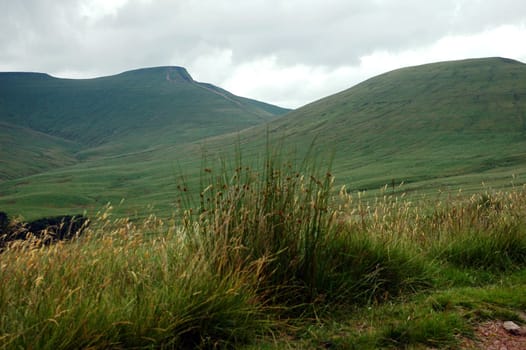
left=460, top=321, right=526, bottom=349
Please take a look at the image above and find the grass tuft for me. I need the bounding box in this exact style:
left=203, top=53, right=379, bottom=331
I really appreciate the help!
left=381, top=312, right=468, bottom=349
left=177, top=145, right=434, bottom=310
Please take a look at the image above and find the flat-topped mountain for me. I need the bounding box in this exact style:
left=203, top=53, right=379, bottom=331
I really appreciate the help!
left=0, top=66, right=289, bottom=179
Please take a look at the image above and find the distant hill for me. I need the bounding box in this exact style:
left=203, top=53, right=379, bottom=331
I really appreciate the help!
left=229, top=57, right=526, bottom=192
left=1, top=57, right=526, bottom=219
left=0, top=66, right=289, bottom=179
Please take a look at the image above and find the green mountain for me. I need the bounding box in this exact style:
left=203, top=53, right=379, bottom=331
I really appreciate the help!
left=1, top=57, right=525, bottom=219
left=227, top=57, right=526, bottom=192
left=0, top=67, right=289, bottom=179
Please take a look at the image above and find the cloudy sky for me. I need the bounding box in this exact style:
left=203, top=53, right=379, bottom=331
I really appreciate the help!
left=2, top=0, right=526, bottom=108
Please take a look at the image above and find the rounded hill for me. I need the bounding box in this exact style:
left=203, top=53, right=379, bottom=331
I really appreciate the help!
left=241, top=57, right=526, bottom=191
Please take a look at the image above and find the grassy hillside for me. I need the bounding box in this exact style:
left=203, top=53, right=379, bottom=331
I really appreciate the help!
left=1, top=57, right=526, bottom=219
left=228, top=57, right=526, bottom=192
left=0, top=122, right=80, bottom=179
left=0, top=67, right=289, bottom=179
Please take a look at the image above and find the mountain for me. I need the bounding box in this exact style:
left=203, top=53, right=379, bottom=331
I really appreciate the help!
left=226, top=57, right=526, bottom=192
left=1, top=57, right=525, bottom=219
left=0, top=66, right=289, bottom=179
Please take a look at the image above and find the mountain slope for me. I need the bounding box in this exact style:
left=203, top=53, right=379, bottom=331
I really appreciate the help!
left=274, top=57, right=525, bottom=134
left=234, top=57, right=526, bottom=190
left=0, top=67, right=289, bottom=178
left=2, top=57, right=526, bottom=219
left=0, top=122, right=81, bottom=179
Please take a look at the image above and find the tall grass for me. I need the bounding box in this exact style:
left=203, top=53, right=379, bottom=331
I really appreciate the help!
left=428, top=191, right=526, bottom=270
left=337, top=186, right=526, bottom=271
left=0, top=207, right=270, bottom=349
left=178, top=146, right=336, bottom=304
left=1, top=147, right=525, bottom=348
left=177, top=147, right=434, bottom=308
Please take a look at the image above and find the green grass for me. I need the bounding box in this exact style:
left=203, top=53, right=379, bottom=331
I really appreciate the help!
left=278, top=278, right=526, bottom=350
left=0, top=122, right=80, bottom=179
left=434, top=225, right=526, bottom=271
left=1, top=150, right=525, bottom=349
left=0, top=213, right=272, bottom=349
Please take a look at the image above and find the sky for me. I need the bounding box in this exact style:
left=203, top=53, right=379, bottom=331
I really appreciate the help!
left=1, top=0, right=526, bottom=108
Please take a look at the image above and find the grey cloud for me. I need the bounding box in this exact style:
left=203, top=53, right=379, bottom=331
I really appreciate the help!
left=155, top=0, right=523, bottom=67
left=1, top=0, right=525, bottom=105
left=3, top=0, right=526, bottom=70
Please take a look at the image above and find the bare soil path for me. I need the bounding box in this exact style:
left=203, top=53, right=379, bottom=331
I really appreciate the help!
left=460, top=321, right=526, bottom=349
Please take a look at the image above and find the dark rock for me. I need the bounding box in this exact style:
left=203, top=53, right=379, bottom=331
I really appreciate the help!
left=0, top=213, right=89, bottom=251
left=26, top=215, right=89, bottom=240
left=0, top=211, right=8, bottom=233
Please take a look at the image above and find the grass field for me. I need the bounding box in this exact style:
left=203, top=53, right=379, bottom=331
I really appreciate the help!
left=1, top=151, right=525, bottom=349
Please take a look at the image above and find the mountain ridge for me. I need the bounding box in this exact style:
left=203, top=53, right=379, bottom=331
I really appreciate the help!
left=0, top=66, right=290, bottom=179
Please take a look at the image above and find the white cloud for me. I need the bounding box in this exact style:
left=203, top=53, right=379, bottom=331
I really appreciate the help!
left=220, top=57, right=360, bottom=108
left=358, top=23, right=526, bottom=79
left=186, top=49, right=234, bottom=84
left=79, top=0, right=128, bottom=21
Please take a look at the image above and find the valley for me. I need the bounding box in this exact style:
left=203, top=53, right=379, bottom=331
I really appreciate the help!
left=1, top=57, right=525, bottom=219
